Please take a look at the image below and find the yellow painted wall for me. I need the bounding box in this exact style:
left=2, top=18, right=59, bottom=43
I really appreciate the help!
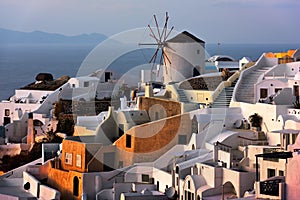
left=61, top=140, right=86, bottom=173
left=47, top=168, right=83, bottom=200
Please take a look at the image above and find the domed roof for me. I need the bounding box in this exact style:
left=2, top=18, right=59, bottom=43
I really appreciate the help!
left=208, top=55, right=235, bottom=62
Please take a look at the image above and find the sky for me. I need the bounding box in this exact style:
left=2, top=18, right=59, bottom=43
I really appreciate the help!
left=0, top=0, right=299, bottom=44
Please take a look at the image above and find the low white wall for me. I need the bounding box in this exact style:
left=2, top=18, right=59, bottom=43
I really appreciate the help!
left=39, top=184, right=60, bottom=200
left=23, top=171, right=40, bottom=197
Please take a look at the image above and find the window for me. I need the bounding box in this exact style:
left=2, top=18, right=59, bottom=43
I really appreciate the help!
left=118, top=161, right=123, bottom=168
left=72, top=84, right=76, bottom=88
left=83, top=81, right=89, bottom=87
left=155, top=112, right=159, bottom=120
left=196, top=49, right=200, bottom=54
left=4, top=109, right=10, bottom=117
left=267, top=168, right=276, bottom=178
left=188, top=180, right=190, bottom=189
left=73, top=176, right=79, bottom=196
left=76, top=154, right=81, bottom=167
left=65, top=153, right=72, bottom=165
left=279, top=170, right=284, bottom=176
left=260, top=88, right=268, bottom=99
left=292, top=134, right=298, bottom=145
left=142, top=174, right=150, bottom=182
left=126, top=134, right=131, bottom=148
left=179, top=135, right=187, bottom=144
left=294, top=85, right=299, bottom=96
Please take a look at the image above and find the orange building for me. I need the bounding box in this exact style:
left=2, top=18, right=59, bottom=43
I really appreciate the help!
left=41, top=96, right=192, bottom=199
left=265, top=49, right=297, bottom=64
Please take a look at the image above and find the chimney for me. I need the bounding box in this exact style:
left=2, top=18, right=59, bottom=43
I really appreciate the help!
left=145, top=83, right=153, bottom=97
left=27, top=113, right=35, bottom=144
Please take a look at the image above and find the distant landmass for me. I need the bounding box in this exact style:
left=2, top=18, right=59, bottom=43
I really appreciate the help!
left=0, top=28, right=107, bottom=44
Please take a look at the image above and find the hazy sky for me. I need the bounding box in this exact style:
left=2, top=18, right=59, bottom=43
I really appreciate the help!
left=0, top=0, right=299, bottom=44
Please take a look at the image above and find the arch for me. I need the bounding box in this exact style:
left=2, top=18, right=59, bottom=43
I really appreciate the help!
left=73, top=176, right=79, bottom=196
left=223, top=181, right=237, bottom=198
left=33, top=119, right=44, bottom=126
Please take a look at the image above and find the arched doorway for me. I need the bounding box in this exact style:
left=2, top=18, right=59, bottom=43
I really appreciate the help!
left=33, top=119, right=44, bottom=126
left=222, top=181, right=237, bottom=198
left=73, top=176, right=79, bottom=197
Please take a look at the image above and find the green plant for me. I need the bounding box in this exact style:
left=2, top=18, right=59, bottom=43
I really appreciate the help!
left=248, top=113, right=263, bottom=127
left=293, top=100, right=300, bottom=109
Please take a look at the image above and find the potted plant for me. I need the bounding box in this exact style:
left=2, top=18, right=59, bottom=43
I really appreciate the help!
left=293, top=100, right=300, bottom=109
left=248, top=113, right=263, bottom=131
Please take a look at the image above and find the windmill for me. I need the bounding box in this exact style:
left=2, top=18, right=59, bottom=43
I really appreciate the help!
left=139, top=12, right=174, bottom=82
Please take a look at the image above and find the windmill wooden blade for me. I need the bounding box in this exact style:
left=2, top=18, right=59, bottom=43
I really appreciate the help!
left=161, top=13, right=169, bottom=41
left=139, top=13, right=175, bottom=81
left=163, top=49, right=171, bottom=65
left=149, top=48, right=159, bottom=63
left=148, top=25, right=159, bottom=43
left=153, top=15, right=162, bottom=40
left=164, top=26, right=174, bottom=41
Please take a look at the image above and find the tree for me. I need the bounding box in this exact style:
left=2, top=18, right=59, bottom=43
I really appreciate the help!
left=248, top=113, right=263, bottom=128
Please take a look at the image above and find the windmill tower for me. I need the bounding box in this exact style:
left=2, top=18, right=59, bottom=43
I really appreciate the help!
left=140, top=13, right=206, bottom=84
left=164, top=31, right=206, bottom=83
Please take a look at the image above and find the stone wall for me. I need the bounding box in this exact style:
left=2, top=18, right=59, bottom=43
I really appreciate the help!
left=138, top=97, right=181, bottom=121
left=179, top=76, right=223, bottom=91
left=57, top=99, right=111, bottom=116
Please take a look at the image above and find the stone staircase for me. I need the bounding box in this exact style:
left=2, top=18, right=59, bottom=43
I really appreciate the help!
left=235, top=67, right=271, bottom=104
left=177, top=89, right=189, bottom=102
left=211, top=79, right=238, bottom=108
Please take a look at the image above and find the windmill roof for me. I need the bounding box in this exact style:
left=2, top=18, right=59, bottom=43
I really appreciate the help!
left=167, top=31, right=205, bottom=44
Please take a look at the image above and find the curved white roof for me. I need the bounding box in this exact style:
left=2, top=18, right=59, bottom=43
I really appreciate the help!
left=209, top=130, right=238, bottom=144
left=208, top=55, right=235, bottom=62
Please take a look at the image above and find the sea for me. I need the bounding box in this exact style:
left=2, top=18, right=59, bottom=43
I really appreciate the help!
left=0, top=43, right=299, bottom=101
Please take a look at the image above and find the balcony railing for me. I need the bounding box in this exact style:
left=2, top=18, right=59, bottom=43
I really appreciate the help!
left=260, top=178, right=283, bottom=196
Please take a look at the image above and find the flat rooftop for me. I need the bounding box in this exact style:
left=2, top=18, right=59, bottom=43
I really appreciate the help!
left=0, top=178, right=36, bottom=199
